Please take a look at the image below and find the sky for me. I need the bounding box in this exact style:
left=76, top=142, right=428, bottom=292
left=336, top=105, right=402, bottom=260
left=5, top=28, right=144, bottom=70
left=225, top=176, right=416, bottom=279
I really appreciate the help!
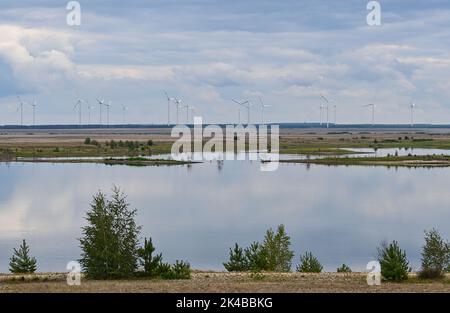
left=1, top=0, right=450, bottom=125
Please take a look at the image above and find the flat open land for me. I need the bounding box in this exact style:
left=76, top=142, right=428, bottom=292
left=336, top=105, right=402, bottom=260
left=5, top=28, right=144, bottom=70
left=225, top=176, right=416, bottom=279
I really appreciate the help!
left=0, top=272, right=449, bottom=293
left=3, top=127, right=450, bottom=159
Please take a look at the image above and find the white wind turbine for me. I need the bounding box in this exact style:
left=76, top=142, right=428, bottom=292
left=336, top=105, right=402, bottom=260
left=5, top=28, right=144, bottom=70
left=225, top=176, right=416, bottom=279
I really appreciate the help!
left=164, top=91, right=175, bottom=125
left=320, top=94, right=330, bottom=128
left=121, top=104, right=128, bottom=124
left=364, top=103, right=376, bottom=126
left=74, top=98, right=84, bottom=126
left=409, top=102, right=415, bottom=127
left=319, top=103, right=324, bottom=126
left=232, top=99, right=252, bottom=124
left=104, top=101, right=112, bottom=127
left=173, top=97, right=182, bottom=124
left=258, top=96, right=271, bottom=124
left=16, top=96, right=26, bottom=126
left=87, top=101, right=95, bottom=125
left=183, top=103, right=191, bottom=124
left=189, top=106, right=195, bottom=123
left=30, top=98, right=37, bottom=126
left=96, top=99, right=105, bottom=124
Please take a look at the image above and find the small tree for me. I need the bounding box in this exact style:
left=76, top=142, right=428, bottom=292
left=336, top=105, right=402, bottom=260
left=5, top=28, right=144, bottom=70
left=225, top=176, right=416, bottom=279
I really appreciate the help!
left=244, top=242, right=267, bottom=271
left=260, top=224, right=294, bottom=272
left=138, top=237, right=163, bottom=277
left=223, top=243, right=247, bottom=272
left=169, top=260, right=191, bottom=279
left=337, top=264, right=352, bottom=273
left=377, top=240, right=409, bottom=282
left=9, top=239, right=37, bottom=274
left=79, top=187, right=141, bottom=279
left=296, top=251, right=323, bottom=273
left=419, top=229, right=450, bottom=279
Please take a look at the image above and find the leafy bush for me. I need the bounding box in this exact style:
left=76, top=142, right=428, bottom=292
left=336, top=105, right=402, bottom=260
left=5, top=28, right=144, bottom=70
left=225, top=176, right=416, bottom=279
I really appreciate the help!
left=9, top=239, right=37, bottom=274
left=337, top=264, right=352, bottom=273
left=223, top=243, right=247, bottom=272
left=419, top=229, right=450, bottom=279
left=377, top=240, right=409, bottom=282
left=84, top=137, right=91, bottom=145
left=79, top=187, right=141, bottom=279
left=296, top=251, right=323, bottom=273
left=147, top=140, right=154, bottom=146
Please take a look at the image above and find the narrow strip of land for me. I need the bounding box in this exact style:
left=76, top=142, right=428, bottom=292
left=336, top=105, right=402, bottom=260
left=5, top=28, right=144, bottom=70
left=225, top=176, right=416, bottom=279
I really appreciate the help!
left=0, top=272, right=449, bottom=293
left=278, top=155, right=450, bottom=167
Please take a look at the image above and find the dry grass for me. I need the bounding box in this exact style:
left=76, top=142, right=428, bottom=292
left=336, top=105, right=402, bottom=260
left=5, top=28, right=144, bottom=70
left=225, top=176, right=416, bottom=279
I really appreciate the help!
left=1, top=272, right=449, bottom=293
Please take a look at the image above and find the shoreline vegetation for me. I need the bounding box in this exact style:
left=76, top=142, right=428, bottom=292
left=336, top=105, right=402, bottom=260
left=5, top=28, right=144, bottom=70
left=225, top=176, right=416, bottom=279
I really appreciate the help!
left=3, top=130, right=450, bottom=162
left=15, top=157, right=198, bottom=166
left=277, top=155, right=450, bottom=167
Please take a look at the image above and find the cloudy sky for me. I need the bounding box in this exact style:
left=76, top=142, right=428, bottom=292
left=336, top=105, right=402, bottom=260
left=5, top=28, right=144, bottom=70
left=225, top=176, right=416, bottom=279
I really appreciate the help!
left=1, top=0, right=450, bottom=125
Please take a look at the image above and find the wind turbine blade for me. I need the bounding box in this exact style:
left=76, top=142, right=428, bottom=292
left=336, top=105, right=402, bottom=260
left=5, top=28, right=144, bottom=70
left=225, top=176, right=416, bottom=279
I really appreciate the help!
left=320, top=94, right=329, bottom=103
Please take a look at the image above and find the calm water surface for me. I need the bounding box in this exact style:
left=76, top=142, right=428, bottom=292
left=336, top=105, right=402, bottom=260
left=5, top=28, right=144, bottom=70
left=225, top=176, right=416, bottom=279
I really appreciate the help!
left=0, top=156, right=449, bottom=272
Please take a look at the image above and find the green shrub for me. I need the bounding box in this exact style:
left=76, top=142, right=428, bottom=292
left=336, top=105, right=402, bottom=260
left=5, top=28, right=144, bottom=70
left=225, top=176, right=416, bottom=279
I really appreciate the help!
left=224, top=225, right=294, bottom=272
left=244, top=242, right=267, bottom=271
left=296, top=252, right=323, bottom=273
left=79, top=187, right=141, bottom=279
left=169, top=260, right=191, bottom=279
left=147, top=140, right=154, bottom=146
left=223, top=243, right=247, bottom=272
left=377, top=240, right=409, bottom=282
left=9, top=239, right=37, bottom=274
left=138, top=237, right=163, bottom=277
left=419, top=229, right=450, bottom=279
left=260, top=225, right=294, bottom=272
left=84, top=137, right=91, bottom=145
left=337, top=264, right=352, bottom=273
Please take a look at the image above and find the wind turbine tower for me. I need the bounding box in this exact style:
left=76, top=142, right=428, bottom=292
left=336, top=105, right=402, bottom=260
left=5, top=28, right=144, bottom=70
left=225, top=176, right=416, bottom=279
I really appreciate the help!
left=16, top=96, right=25, bottom=126
left=258, top=96, right=270, bottom=124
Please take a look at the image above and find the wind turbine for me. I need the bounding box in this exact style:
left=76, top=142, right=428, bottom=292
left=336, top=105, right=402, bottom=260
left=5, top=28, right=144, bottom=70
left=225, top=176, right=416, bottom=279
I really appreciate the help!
left=121, top=104, right=128, bottom=124
left=16, top=96, right=25, bottom=126
left=87, top=102, right=95, bottom=125
left=237, top=107, right=241, bottom=124
left=319, top=103, right=323, bottom=126
left=409, top=102, right=415, bottom=127
left=183, top=103, right=191, bottom=124
left=364, top=103, right=376, bottom=126
left=30, top=98, right=37, bottom=126
left=258, top=96, right=271, bottom=124
left=320, top=94, right=330, bottom=128
left=74, top=98, right=84, bottom=126
left=164, top=91, right=175, bottom=125
left=232, top=99, right=252, bottom=124
left=104, top=101, right=112, bottom=127
left=174, top=97, right=182, bottom=124
left=333, top=102, right=337, bottom=125
left=189, top=106, right=195, bottom=123
left=96, top=99, right=105, bottom=124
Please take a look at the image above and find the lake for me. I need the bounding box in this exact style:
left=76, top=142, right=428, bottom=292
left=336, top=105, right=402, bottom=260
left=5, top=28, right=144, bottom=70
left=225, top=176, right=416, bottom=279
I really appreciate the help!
left=1, top=151, right=449, bottom=273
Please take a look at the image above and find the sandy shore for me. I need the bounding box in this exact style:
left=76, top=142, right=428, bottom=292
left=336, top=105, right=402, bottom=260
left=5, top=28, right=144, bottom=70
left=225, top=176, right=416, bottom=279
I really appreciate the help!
left=0, top=272, right=449, bottom=293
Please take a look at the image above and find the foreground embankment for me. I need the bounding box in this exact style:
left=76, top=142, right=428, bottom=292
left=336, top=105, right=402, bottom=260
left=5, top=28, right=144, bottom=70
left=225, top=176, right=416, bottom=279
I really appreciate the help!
left=1, top=272, right=449, bottom=293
